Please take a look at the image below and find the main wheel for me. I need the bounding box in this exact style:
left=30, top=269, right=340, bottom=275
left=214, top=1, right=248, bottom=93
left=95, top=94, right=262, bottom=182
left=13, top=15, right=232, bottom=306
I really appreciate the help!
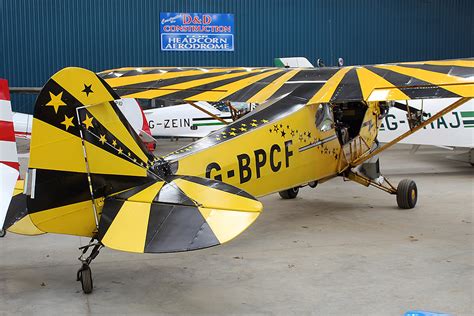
left=0, top=230, right=6, bottom=237
left=79, top=265, right=93, bottom=294
left=279, top=187, right=299, bottom=199
left=396, top=179, right=417, bottom=209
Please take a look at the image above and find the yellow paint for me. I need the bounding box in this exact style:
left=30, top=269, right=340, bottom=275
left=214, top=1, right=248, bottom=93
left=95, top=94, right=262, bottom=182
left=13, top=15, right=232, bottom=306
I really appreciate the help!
left=356, top=68, right=409, bottom=101
left=199, top=208, right=260, bottom=244
left=307, top=67, right=353, bottom=104
left=105, top=68, right=240, bottom=88
left=8, top=215, right=45, bottom=236
left=13, top=180, right=24, bottom=196
left=175, top=103, right=342, bottom=197
left=84, top=140, right=147, bottom=177
left=188, top=69, right=283, bottom=102
left=126, top=181, right=164, bottom=203
left=45, top=91, right=67, bottom=113
left=85, top=101, right=149, bottom=163
left=29, top=200, right=97, bottom=237
left=101, top=201, right=150, bottom=253
left=82, top=114, right=94, bottom=129
left=121, top=69, right=262, bottom=100
left=246, top=69, right=300, bottom=103
left=29, top=118, right=146, bottom=176
left=99, top=134, right=106, bottom=144
left=60, top=115, right=75, bottom=131
left=376, top=65, right=474, bottom=97
left=52, top=67, right=115, bottom=107
left=29, top=118, right=87, bottom=173
left=358, top=103, right=379, bottom=147
left=174, top=179, right=262, bottom=212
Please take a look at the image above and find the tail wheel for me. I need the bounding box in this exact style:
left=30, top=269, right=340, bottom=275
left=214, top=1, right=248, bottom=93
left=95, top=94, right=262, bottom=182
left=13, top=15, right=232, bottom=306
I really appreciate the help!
left=279, top=187, right=299, bottom=199
left=0, top=230, right=5, bottom=237
left=78, top=264, right=93, bottom=294
left=396, top=179, right=417, bottom=209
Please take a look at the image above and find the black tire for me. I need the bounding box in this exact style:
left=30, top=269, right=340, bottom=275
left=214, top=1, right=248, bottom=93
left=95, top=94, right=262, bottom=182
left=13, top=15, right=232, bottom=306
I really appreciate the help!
left=80, top=265, right=93, bottom=294
left=396, top=179, right=417, bottom=209
left=279, top=187, right=299, bottom=199
left=0, top=230, right=6, bottom=238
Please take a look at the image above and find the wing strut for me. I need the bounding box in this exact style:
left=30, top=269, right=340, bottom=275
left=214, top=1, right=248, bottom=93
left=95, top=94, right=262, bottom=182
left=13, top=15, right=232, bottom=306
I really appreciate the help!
left=352, top=97, right=472, bottom=166
left=187, top=101, right=229, bottom=125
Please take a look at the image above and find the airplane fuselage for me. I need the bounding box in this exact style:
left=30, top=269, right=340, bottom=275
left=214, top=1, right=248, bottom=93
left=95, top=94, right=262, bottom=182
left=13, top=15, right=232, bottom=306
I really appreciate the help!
left=168, top=101, right=380, bottom=197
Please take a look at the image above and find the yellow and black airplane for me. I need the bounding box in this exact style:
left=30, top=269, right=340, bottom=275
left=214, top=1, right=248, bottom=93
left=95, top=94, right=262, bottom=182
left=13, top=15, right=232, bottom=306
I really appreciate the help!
left=3, top=59, right=473, bottom=293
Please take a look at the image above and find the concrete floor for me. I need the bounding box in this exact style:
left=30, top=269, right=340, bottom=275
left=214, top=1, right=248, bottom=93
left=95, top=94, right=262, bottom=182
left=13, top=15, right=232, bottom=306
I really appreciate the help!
left=1, top=140, right=473, bottom=315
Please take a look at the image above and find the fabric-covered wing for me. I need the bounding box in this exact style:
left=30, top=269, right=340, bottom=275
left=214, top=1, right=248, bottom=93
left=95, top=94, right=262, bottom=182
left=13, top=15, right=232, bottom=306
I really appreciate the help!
left=98, top=59, right=474, bottom=104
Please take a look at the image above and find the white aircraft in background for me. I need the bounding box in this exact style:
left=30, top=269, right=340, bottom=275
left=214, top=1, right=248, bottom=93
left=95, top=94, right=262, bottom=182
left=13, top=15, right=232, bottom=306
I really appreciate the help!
left=378, top=98, right=474, bottom=165
left=143, top=101, right=254, bottom=138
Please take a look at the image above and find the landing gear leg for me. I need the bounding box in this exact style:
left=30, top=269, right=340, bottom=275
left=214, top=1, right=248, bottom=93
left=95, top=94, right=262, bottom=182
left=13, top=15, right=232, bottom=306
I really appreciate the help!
left=345, top=171, right=418, bottom=209
left=76, top=239, right=103, bottom=294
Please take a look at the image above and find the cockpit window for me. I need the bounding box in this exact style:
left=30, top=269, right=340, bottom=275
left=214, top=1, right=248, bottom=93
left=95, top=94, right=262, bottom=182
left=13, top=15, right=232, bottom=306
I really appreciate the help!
left=315, top=103, right=334, bottom=132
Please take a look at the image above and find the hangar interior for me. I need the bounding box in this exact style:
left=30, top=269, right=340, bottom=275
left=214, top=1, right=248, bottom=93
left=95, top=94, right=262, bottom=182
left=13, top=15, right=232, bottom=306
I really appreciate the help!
left=0, top=1, right=473, bottom=315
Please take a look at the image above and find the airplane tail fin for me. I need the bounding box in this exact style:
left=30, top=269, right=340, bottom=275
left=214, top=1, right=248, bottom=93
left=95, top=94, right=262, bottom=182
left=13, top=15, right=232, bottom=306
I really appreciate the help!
left=26, top=67, right=157, bottom=236
left=0, top=79, right=20, bottom=229
left=25, top=67, right=262, bottom=250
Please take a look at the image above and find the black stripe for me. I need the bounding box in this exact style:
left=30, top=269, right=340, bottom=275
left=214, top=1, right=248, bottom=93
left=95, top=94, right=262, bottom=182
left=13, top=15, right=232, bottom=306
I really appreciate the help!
left=330, top=68, right=363, bottom=102
left=397, top=64, right=474, bottom=79
left=97, top=198, right=126, bottom=240
left=112, top=69, right=247, bottom=91
left=99, top=68, right=186, bottom=80
left=288, top=68, right=338, bottom=82
left=116, top=68, right=189, bottom=78
left=27, top=169, right=91, bottom=214
left=224, top=71, right=286, bottom=102
left=34, top=79, right=83, bottom=138
left=120, top=70, right=275, bottom=101
left=155, top=181, right=196, bottom=206
left=365, top=66, right=459, bottom=99
left=112, top=181, right=158, bottom=200
left=144, top=204, right=220, bottom=253
left=3, top=193, right=28, bottom=230
left=26, top=169, right=152, bottom=214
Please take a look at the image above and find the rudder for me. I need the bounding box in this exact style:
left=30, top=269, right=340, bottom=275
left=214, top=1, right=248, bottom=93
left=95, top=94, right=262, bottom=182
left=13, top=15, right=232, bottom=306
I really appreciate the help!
left=26, top=67, right=158, bottom=237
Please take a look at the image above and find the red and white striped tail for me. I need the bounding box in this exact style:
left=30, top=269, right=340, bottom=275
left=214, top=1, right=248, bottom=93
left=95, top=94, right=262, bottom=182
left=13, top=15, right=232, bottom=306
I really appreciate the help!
left=0, top=78, right=19, bottom=228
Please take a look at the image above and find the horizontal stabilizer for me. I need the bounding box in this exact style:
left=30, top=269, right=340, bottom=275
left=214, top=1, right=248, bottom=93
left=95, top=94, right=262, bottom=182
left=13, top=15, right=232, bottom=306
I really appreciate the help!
left=3, top=180, right=44, bottom=235
left=98, top=176, right=262, bottom=253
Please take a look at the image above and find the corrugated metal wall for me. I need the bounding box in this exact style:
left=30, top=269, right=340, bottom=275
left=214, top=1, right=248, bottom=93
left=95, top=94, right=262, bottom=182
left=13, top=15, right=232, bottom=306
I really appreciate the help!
left=1, top=0, right=473, bottom=113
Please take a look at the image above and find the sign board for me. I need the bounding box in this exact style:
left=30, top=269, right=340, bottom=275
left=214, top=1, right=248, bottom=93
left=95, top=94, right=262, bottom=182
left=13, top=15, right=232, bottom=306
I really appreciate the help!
left=160, top=13, right=234, bottom=51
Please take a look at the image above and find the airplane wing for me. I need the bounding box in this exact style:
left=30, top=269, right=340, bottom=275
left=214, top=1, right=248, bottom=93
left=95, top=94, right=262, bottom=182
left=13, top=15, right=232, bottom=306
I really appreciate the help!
left=98, top=59, right=474, bottom=105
